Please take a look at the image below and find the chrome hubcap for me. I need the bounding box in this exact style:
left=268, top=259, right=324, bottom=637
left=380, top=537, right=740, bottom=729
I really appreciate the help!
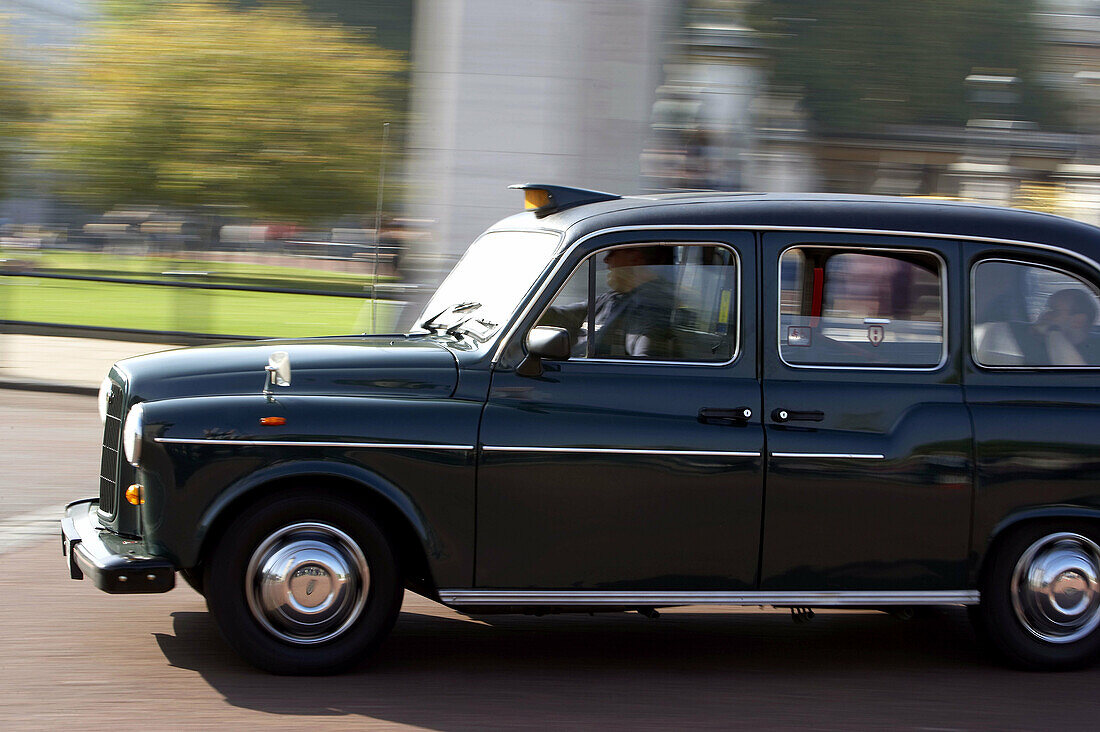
left=1011, top=532, right=1100, bottom=644
left=245, top=522, right=370, bottom=644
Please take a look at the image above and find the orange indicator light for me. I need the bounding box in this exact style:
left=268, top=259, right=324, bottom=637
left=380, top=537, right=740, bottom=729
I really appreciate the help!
left=260, top=417, right=287, bottom=426
left=125, top=484, right=145, bottom=506
left=524, top=189, right=551, bottom=210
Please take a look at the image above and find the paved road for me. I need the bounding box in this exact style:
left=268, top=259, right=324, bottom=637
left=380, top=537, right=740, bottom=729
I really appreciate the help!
left=3, top=389, right=1100, bottom=730
left=2, top=390, right=101, bottom=517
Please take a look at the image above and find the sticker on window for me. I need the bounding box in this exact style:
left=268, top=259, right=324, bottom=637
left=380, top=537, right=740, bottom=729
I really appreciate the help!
left=787, top=326, right=812, bottom=347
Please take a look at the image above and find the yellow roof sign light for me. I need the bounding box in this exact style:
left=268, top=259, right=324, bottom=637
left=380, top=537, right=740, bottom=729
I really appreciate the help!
left=523, top=188, right=551, bottom=211
left=509, top=183, right=621, bottom=217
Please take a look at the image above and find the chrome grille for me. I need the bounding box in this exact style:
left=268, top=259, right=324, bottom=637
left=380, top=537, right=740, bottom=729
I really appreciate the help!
left=98, top=378, right=126, bottom=517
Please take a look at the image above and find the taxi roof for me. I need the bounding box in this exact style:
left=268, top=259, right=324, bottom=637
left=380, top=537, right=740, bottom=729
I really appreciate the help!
left=488, top=191, right=1100, bottom=267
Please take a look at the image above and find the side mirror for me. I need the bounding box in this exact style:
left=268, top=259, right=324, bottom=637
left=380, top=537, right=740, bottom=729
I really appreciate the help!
left=516, top=326, right=570, bottom=377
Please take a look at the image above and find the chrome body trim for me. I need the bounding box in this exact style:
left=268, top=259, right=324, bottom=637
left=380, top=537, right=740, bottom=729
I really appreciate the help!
left=482, top=446, right=760, bottom=457
left=559, top=224, right=1100, bottom=273
left=438, top=589, right=980, bottom=606
left=154, top=438, right=474, bottom=450
left=493, top=222, right=1100, bottom=366
left=771, top=452, right=886, bottom=460
left=775, top=244, right=950, bottom=372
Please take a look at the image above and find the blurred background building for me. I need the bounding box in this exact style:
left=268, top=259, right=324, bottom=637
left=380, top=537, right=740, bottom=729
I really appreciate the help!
left=6, top=0, right=1100, bottom=347
left=404, top=0, right=670, bottom=263
left=641, top=0, right=1100, bottom=223
left=9, top=0, right=1100, bottom=239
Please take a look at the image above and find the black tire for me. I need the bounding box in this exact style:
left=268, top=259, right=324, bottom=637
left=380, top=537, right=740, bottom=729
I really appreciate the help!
left=973, top=521, right=1100, bottom=670
left=179, top=567, right=204, bottom=596
left=204, top=491, right=403, bottom=675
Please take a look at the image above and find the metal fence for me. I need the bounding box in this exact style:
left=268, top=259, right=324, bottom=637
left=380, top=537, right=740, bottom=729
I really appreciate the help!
left=0, top=268, right=412, bottom=344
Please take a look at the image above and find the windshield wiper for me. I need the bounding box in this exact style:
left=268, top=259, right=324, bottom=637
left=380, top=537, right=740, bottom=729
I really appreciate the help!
left=445, top=319, right=471, bottom=339
left=420, top=308, right=448, bottom=331
left=420, top=301, right=483, bottom=331
left=445, top=317, right=499, bottom=342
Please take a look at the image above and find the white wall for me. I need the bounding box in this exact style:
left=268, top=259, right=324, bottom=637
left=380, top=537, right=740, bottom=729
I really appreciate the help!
left=404, top=0, right=672, bottom=264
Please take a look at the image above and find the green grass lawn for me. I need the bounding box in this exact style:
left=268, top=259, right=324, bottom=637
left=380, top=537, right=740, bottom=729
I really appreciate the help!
left=1, top=248, right=404, bottom=337
left=1, top=276, right=399, bottom=338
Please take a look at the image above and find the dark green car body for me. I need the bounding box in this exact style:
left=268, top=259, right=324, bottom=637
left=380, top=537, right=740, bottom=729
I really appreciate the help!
left=64, top=191, right=1100, bottom=670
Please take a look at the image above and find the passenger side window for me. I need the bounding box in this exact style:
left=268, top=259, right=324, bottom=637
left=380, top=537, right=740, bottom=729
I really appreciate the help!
left=972, top=260, right=1100, bottom=367
left=779, top=247, right=944, bottom=368
left=537, top=243, right=738, bottom=362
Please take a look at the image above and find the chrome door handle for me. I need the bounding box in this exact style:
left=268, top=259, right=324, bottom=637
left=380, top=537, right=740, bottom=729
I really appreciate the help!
left=698, top=407, right=753, bottom=425
left=771, top=408, right=825, bottom=423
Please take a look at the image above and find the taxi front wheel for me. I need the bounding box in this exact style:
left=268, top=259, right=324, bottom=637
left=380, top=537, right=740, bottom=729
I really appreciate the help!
left=204, top=492, right=403, bottom=675
left=973, top=521, right=1100, bottom=670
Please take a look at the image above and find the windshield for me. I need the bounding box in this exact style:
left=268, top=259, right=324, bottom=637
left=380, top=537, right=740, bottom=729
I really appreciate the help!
left=414, top=230, right=561, bottom=342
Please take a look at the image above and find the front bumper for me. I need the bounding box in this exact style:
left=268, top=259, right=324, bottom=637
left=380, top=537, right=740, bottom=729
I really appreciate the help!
left=61, top=498, right=175, bottom=593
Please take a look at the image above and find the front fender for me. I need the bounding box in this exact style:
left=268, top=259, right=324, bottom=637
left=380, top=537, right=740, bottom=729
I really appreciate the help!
left=191, top=459, right=440, bottom=571
left=136, top=394, right=480, bottom=588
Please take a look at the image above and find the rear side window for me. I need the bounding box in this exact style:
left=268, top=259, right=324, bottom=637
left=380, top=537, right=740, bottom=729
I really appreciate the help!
left=972, top=260, right=1100, bottom=367
left=779, top=246, right=944, bottom=368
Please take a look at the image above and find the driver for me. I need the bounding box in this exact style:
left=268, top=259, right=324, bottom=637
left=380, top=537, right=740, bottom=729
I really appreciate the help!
left=541, top=246, right=675, bottom=358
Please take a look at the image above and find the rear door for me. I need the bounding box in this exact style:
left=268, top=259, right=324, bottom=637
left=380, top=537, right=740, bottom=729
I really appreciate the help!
left=965, top=246, right=1100, bottom=548
left=759, top=233, right=973, bottom=591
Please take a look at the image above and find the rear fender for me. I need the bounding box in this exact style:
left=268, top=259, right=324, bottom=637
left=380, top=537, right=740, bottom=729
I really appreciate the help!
left=975, top=505, right=1100, bottom=582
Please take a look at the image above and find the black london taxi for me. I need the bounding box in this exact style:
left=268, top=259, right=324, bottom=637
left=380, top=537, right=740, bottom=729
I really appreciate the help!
left=62, top=185, right=1100, bottom=674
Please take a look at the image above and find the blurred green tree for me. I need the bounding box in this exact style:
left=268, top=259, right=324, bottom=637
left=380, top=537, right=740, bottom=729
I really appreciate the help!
left=102, top=0, right=413, bottom=53
left=40, top=0, right=403, bottom=222
left=748, top=0, right=1064, bottom=131
left=0, top=24, right=35, bottom=200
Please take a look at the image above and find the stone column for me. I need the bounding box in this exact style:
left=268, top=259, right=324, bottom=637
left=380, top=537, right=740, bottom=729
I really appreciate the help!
left=403, top=0, right=672, bottom=269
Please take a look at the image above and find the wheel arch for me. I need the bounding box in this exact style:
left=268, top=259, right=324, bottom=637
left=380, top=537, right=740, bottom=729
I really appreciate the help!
left=189, top=460, right=440, bottom=599
left=976, top=506, right=1100, bottom=584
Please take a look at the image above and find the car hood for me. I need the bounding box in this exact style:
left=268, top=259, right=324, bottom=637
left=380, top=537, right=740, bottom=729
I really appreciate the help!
left=113, top=335, right=459, bottom=402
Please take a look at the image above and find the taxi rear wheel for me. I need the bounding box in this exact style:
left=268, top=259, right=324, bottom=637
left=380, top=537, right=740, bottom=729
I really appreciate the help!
left=975, top=521, right=1100, bottom=670
left=204, top=492, right=403, bottom=675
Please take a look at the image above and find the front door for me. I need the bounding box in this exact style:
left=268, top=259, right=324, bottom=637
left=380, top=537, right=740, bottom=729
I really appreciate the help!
left=759, top=233, right=973, bottom=590
left=476, top=233, right=763, bottom=590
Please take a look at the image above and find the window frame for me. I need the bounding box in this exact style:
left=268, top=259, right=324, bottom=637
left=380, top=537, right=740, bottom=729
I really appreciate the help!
left=532, top=241, right=743, bottom=367
left=775, top=243, right=950, bottom=372
left=970, top=256, right=1100, bottom=371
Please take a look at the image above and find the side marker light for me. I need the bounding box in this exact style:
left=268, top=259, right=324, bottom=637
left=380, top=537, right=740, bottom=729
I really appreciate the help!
left=125, top=484, right=145, bottom=506
left=260, top=417, right=287, bottom=426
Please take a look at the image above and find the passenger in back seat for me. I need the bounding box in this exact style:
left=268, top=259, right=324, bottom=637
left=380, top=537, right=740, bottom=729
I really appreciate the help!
left=1033, top=288, right=1100, bottom=365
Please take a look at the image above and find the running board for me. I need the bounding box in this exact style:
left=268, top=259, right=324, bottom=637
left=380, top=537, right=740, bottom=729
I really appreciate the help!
left=438, top=590, right=980, bottom=606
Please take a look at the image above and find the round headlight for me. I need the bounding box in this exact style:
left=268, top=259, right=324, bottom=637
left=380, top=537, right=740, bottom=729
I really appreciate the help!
left=123, top=403, right=145, bottom=466
left=97, top=377, right=112, bottom=423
